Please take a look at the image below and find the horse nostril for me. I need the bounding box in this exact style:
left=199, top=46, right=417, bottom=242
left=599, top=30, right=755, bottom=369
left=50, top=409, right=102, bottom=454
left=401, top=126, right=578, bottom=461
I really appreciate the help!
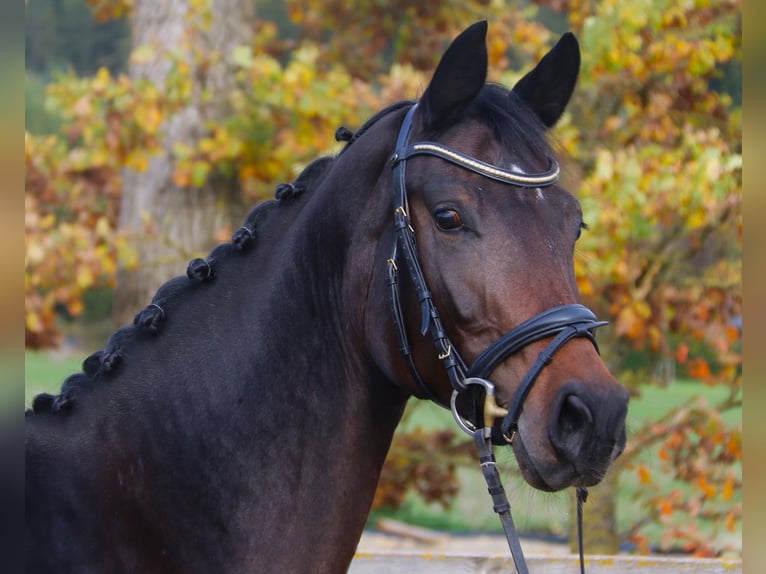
left=550, top=393, right=593, bottom=461
left=560, top=395, right=593, bottom=434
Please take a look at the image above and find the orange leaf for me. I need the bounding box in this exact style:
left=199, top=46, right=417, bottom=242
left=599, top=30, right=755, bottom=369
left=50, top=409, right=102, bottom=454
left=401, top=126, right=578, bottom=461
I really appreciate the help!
left=66, top=298, right=84, bottom=317
left=687, top=358, right=711, bottom=380
left=726, top=433, right=742, bottom=457
left=721, top=477, right=734, bottom=501
left=697, top=477, right=716, bottom=500
left=615, top=306, right=643, bottom=339
left=725, top=512, right=738, bottom=533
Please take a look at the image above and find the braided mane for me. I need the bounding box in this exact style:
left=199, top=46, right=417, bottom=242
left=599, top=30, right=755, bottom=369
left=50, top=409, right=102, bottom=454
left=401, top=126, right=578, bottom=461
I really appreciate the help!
left=28, top=155, right=336, bottom=416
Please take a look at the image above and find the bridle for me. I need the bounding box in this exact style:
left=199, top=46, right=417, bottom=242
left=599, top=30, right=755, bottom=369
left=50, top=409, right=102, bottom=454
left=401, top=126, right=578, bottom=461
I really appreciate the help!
left=386, top=103, right=605, bottom=573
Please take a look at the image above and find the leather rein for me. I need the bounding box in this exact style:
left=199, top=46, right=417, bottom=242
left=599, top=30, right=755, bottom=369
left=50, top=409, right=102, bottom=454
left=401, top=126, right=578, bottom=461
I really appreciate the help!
left=386, top=103, right=604, bottom=573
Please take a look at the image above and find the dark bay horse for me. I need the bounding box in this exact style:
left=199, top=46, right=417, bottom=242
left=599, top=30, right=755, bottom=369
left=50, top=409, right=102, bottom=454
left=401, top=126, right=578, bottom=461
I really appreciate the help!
left=26, top=21, right=628, bottom=573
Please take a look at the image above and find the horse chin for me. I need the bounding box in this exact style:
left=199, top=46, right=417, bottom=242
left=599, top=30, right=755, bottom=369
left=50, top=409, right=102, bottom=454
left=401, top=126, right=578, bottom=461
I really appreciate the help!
left=510, top=435, right=606, bottom=492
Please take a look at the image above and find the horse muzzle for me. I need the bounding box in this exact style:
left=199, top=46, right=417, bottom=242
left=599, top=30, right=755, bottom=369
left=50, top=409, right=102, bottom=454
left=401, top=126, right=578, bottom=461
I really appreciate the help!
left=450, top=305, right=629, bottom=491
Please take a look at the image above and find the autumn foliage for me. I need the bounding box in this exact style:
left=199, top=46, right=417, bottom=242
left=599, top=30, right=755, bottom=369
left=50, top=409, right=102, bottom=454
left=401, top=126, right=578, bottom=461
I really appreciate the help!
left=560, top=0, right=741, bottom=555
left=25, top=0, right=740, bottom=555
left=373, top=427, right=474, bottom=511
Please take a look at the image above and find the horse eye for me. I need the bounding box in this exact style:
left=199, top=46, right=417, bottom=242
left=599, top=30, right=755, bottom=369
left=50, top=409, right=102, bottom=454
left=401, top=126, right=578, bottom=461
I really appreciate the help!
left=434, top=209, right=463, bottom=231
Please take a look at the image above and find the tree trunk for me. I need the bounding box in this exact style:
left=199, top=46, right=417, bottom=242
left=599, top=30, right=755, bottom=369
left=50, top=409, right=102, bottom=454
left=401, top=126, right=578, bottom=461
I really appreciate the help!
left=568, top=467, right=621, bottom=555
left=113, top=0, right=252, bottom=325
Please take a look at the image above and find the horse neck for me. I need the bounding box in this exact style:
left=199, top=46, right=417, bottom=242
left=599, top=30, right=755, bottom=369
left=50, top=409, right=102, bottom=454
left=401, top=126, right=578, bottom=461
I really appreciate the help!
left=26, top=110, right=411, bottom=573
left=208, top=131, right=409, bottom=569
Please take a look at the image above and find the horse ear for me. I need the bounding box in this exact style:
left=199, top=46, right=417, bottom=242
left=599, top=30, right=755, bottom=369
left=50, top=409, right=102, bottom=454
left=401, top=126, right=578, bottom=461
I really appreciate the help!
left=420, top=20, right=488, bottom=130
left=511, top=32, right=580, bottom=127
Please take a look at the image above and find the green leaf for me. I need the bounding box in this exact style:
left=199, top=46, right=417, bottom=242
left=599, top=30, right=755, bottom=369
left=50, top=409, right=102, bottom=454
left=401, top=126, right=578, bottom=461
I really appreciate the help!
left=231, top=45, right=253, bottom=69
left=191, top=161, right=210, bottom=187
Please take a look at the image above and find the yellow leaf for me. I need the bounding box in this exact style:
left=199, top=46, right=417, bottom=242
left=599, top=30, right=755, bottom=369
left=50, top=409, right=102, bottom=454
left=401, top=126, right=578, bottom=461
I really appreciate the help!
left=125, top=150, right=149, bottom=172
left=26, top=311, right=42, bottom=333
left=198, top=138, right=217, bottom=154
left=687, top=210, right=706, bottom=229
left=130, top=44, right=156, bottom=66
left=76, top=266, right=94, bottom=289
left=134, top=104, right=162, bottom=134
left=95, top=216, right=110, bottom=238
left=39, top=213, right=56, bottom=230
left=26, top=242, right=45, bottom=266
left=101, top=255, right=116, bottom=276
left=92, top=67, right=112, bottom=93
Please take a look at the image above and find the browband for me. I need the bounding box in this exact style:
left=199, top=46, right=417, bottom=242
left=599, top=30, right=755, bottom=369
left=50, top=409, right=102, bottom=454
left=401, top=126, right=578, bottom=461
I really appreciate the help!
left=392, top=142, right=560, bottom=187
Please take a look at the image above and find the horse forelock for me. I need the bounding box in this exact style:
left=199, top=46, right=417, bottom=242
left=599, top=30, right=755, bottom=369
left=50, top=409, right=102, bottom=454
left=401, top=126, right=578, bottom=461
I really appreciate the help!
left=460, top=84, right=555, bottom=168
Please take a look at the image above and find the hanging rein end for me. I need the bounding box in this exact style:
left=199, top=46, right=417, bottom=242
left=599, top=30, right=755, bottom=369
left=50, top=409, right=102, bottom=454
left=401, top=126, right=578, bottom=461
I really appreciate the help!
left=576, top=486, right=589, bottom=574
left=458, top=378, right=530, bottom=574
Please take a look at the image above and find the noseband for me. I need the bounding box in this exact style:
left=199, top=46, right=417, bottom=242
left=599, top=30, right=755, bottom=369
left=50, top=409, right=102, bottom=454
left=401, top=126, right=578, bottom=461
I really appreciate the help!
left=388, top=103, right=606, bottom=440
left=387, top=103, right=603, bottom=574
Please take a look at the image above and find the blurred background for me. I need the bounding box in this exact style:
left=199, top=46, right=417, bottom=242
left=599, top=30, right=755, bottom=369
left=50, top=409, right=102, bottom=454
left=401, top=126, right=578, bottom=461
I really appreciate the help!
left=24, top=0, right=741, bottom=559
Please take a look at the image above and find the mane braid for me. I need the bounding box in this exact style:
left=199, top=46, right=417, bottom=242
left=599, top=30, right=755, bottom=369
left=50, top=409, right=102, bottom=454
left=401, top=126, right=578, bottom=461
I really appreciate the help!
left=339, top=100, right=416, bottom=152
left=29, top=149, right=338, bottom=416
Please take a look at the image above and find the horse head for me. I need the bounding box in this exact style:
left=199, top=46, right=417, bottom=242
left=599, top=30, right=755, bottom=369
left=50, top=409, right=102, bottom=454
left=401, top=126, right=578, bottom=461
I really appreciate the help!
left=366, top=21, right=628, bottom=492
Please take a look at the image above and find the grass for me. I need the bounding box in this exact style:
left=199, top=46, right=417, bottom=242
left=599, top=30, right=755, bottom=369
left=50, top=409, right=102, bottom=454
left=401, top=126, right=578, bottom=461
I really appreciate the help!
left=24, top=351, right=85, bottom=407
left=25, top=351, right=741, bottom=548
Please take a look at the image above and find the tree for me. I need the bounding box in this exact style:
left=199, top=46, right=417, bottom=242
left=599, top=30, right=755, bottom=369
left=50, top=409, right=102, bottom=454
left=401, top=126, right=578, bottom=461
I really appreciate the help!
left=24, top=0, right=384, bottom=347
left=111, top=0, right=252, bottom=324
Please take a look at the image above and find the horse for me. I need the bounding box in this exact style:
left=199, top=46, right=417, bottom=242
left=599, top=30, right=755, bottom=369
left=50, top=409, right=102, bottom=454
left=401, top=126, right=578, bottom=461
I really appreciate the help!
left=25, top=21, right=628, bottom=573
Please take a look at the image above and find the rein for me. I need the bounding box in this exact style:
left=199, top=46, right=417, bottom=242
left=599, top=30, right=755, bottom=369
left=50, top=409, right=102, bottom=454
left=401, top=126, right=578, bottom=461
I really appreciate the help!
left=387, top=103, right=603, bottom=573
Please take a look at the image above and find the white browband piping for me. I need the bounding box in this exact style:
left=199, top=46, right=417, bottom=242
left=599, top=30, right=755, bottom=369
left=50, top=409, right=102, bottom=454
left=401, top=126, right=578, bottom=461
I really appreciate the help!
left=399, top=141, right=561, bottom=187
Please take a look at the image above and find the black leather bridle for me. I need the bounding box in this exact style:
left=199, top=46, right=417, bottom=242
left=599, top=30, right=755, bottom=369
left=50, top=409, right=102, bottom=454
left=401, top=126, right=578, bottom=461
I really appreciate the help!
left=387, top=103, right=605, bottom=573
left=388, top=103, right=606, bottom=440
